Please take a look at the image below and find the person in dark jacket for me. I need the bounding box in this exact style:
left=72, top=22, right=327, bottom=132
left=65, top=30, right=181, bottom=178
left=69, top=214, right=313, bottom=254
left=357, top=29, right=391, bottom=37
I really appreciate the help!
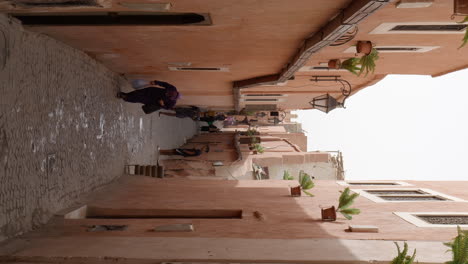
left=159, top=145, right=209, bottom=157
left=117, top=80, right=180, bottom=114
left=159, top=106, right=200, bottom=120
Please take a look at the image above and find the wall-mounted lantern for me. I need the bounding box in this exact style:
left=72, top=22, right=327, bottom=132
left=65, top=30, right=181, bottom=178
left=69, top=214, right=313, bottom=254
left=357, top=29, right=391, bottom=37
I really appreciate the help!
left=309, top=76, right=352, bottom=113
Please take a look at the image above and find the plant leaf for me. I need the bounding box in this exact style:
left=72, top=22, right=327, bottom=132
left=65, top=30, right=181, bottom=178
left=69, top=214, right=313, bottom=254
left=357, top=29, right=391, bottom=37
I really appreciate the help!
left=302, top=190, right=315, bottom=197
left=358, top=48, right=379, bottom=77
left=298, top=171, right=314, bottom=190
left=338, top=187, right=359, bottom=210
left=445, top=226, right=468, bottom=264
left=459, top=16, right=468, bottom=48
left=340, top=212, right=352, bottom=220
left=341, top=57, right=361, bottom=75
left=391, top=242, right=416, bottom=264
left=338, top=208, right=360, bottom=215
left=283, top=170, right=294, bottom=180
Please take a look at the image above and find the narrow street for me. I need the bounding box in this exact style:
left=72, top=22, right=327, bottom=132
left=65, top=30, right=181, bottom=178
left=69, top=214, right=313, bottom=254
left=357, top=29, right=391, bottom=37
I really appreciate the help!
left=0, top=15, right=197, bottom=241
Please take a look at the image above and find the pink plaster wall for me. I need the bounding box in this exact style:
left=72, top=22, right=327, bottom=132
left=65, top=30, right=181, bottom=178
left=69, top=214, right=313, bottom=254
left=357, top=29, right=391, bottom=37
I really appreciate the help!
left=29, top=177, right=468, bottom=242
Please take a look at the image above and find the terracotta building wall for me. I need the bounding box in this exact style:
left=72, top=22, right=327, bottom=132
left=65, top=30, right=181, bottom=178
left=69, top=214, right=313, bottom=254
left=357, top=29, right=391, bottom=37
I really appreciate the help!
left=3, top=0, right=352, bottom=109
left=2, top=178, right=464, bottom=263
left=27, top=177, right=467, bottom=241
left=239, top=0, right=468, bottom=110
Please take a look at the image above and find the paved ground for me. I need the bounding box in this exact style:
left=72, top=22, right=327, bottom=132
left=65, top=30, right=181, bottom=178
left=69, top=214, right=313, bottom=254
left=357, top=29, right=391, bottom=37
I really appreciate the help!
left=0, top=15, right=197, bottom=241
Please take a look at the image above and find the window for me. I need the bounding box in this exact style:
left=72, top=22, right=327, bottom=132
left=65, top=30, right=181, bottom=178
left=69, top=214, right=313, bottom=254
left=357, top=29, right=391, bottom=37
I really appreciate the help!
left=88, top=225, right=128, bottom=232
left=244, top=99, right=278, bottom=102
left=13, top=0, right=103, bottom=7
left=394, top=212, right=468, bottom=227
left=169, top=66, right=228, bottom=72
left=65, top=205, right=243, bottom=219
left=14, top=12, right=211, bottom=26
left=343, top=46, right=439, bottom=53
left=298, top=66, right=347, bottom=72
left=244, top=94, right=283, bottom=97
left=392, top=25, right=466, bottom=31
left=352, top=188, right=465, bottom=203
left=337, top=181, right=412, bottom=187
left=371, top=22, right=468, bottom=34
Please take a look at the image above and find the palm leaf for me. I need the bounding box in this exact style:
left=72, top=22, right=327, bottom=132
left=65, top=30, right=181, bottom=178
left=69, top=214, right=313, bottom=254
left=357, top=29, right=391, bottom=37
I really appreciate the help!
left=391, top=242, right=416, bottom=264
left=337, top=187, right=360, bottom=220
left=302, top=190, right=315, bottom=197
left=338, top=187, right=359, bottom=210
left=298, top=171, right=314, bottom=190
left=358, top=48, right=379, bottom=77
left=445, top=226, right=468, bottom=264
left=338, top=208, right=360, bottom=215
left=339, top=193, right=359, bottom=209
left=338, top=188, right=350, bottom=208
left=337, top=208, right=360, bottom=220
left=283, top=170, right=294, bottom=180
left=459, top=16, right=468, bottom=49
left=341, top=57, right=361, bottom=75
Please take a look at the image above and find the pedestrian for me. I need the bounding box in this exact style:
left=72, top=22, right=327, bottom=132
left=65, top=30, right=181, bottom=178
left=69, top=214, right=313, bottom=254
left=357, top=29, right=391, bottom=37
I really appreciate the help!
left=199, top=114, right=226, bottom=124
left=117, top=80, right=180, bottom=114
left=200, top=124, right=220, bottom=133
left=159, top=145, right=209, bottom=157
left=159, top=106, right=200, bottom=120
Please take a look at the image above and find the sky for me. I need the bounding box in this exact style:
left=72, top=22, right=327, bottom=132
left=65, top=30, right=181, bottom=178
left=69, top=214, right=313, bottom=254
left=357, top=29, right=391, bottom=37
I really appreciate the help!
left=296, top=69, right=468, bottom=181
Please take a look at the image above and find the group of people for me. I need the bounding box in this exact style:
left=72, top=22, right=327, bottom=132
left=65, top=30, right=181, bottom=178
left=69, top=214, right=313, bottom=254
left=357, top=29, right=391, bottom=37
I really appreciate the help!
left=117, top=79, right=224, bottom=157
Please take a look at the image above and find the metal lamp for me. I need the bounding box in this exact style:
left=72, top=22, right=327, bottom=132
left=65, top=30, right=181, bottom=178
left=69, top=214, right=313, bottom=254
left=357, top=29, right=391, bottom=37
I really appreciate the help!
left=309, top=76, right=352, bottom=113
left=309, top=94, right=342, bottom=113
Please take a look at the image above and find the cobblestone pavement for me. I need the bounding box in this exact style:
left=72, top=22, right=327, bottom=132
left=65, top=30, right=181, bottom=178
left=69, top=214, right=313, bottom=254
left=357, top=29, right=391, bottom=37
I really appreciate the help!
left=0, top=15, right=197, bottom=241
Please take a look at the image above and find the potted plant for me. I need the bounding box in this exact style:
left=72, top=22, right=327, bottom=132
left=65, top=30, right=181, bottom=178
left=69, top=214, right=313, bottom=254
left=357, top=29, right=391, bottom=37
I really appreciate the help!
left=283, top=170, right=315, bottom=197
left=444, top=226, right=468, bottom=264
left=358, top=48, right=379, bottom=77
left=321, top=187, right=360, bottom=221
left=328, top=59, right=342, bottom=69
left=391, top=242, right=416, bottom=264
left=341, top=57, right=361, bottom=75
left=251, top=143, right=265, bottom=154
left=356, top=40, right=373, bottom=55
left=241, top=128, right=259, bottom=136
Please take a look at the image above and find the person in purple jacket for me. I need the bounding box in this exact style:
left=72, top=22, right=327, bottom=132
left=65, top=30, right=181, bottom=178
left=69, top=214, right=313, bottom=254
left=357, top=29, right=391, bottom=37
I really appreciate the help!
left=117, top=80, right=180, bottom=114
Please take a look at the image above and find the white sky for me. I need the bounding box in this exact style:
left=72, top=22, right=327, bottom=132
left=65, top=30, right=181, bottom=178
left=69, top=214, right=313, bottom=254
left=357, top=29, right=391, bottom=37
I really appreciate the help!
left=296, top=69, right=468, bottom=181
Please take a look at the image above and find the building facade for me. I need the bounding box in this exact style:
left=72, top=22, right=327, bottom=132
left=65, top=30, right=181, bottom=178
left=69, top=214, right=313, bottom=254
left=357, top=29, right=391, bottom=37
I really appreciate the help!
left=0, top=178, right=465, bottom=263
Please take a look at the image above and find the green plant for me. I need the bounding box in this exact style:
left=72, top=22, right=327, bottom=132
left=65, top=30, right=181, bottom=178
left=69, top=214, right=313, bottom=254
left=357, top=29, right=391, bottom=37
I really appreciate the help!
left=358, top=48, right=379, bottom=77
left=283, top=170, right=294, bottom=180
left=282, top=170, right=314, bottom=196
left=459, top=17, right=468, bottom=49
left=341, top=57, right=361, bottom=75
left=336, top=187, right=360, bottom=220
left=298, top=171, right=314, bottom=196
left=444, top=226, right=468, bottom=264
left=252, top=143, right=264, bottom=154
left=391, top=242, right=417, bottom=264
left=250, top=136, right=259, bottom=144
left=246, top=128, right=258, bottom=136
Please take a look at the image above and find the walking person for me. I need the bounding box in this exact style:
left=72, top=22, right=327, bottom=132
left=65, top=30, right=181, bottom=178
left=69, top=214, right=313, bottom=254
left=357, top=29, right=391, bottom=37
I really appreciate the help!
left=117, top=80, right=180, bottom=114
left=159, top=145, right=210, bottom=157
left=159, top=106, right=200, bottom=120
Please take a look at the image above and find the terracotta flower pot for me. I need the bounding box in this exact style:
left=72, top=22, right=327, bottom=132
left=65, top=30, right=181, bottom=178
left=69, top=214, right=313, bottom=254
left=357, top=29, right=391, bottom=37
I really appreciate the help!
left=321, top=206, right=337, bottom=221
left=454, top=0, right=468, bottom=15
left=290, top=186, right=301, bottom=197
left=328, top=59, right=342, bottom=69
left=356, top=41, right=373, bottom=55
